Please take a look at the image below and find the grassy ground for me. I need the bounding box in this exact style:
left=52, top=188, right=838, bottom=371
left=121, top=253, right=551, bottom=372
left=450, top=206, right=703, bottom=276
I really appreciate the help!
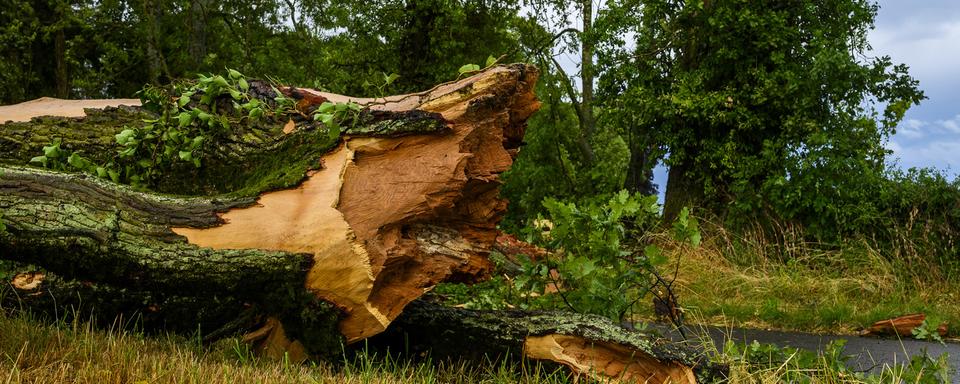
left=647, top=222, right=960, bottom=338
left=1, top=309, right=948, bottom=383
left=2, top=221, right=957, bottom=382
left=0, top=311, right=572, bottom=384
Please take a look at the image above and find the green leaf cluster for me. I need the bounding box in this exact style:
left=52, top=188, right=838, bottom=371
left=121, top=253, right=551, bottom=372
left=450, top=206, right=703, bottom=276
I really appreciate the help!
left=30, top=69, right=275, bottom=188
left=312, top=101, right=362, bottom=141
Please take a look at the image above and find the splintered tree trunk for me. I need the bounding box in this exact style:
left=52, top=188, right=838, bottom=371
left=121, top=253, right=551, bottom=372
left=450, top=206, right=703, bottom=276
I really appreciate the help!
left=0, top=65, right=717, bottom=382
left=1, top=64, right=538, bottom=343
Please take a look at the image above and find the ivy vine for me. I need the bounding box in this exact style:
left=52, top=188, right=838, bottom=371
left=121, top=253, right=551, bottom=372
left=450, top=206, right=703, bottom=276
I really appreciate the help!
left=31, top=69, right=360, bottom=189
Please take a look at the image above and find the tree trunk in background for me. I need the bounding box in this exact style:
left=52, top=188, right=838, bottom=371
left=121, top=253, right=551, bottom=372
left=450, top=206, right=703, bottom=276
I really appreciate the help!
left=663, top=160, right=703, bottom=222
left=189, top=0, right=208, bottom=68
left=579, top=0, right=595, bottom=145
left=574, top=0, right=597, bottom=164
left=141, top=0, right=170, bottom=84
left=625, top=140, right=657, bottom=196
left=54, top=28, right=68, bottom=98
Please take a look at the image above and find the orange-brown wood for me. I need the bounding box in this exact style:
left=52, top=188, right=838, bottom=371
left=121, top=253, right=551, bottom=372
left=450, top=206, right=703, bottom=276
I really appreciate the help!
left=171, top=65, right=539, bottom=343
left=860, top=313, right=949, bottom=338
left=524, top=334, right=696, bottom=384
left=0, top=97, right=141, bottom=122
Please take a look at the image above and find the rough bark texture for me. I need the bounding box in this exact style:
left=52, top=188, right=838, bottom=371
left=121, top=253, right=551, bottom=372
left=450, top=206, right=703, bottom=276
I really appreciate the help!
left=0, top=65, right=717, bottom=382
left=0, top=64, right=540, bottom=349
left=371, top=299, right=726, bottom=383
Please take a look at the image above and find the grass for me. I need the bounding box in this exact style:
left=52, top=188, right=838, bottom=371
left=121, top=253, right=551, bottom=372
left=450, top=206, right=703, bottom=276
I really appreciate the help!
left=645, top=220, right=960, bottom=337
left=0, top=310, right=571, bottom=384
left=1, top=308, right=951, bottom=383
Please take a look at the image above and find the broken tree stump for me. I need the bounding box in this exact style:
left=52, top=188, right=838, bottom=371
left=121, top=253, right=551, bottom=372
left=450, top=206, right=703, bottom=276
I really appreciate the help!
left=0, top=64, right=539, bottom=347
left=0, top=64, right=718, bottom=382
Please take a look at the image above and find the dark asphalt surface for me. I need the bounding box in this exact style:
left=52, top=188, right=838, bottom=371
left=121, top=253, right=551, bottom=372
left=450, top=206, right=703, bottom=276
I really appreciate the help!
left=644, top=322, right=960, bottom=380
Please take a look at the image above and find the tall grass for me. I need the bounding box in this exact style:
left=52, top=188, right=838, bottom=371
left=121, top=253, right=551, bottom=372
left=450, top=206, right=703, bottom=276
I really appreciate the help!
left=0, top=310, right=571, bottom=384
left=645, top=217, right=960, bottom=336
left=1, top=308, right=951, bottom=383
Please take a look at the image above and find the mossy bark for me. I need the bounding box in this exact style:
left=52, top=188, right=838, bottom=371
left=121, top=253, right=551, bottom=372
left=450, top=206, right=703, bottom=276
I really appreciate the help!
left=0, top=101, right=452, bottom=357
left=0, top=165, right=310, bottom=296
left=369, top=299, right=728, bottom=382
left=0, top=98, right=447, bottom=197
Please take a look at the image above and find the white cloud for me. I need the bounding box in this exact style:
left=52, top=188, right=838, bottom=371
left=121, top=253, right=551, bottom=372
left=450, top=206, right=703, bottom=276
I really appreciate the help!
left=936, top=115, right=960, bottom=133
left=887, top=137, right=960, bottom=176
left=869, top=20, right=960, bottom=85
left=897, top=119, right=927, bottom=139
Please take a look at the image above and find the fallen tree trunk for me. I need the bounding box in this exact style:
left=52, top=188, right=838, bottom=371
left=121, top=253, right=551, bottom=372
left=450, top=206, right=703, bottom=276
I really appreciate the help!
left=0, top=65, right=720, bottom=382
left=372, top=299, right=725, bottom=383
left=1, top=65, right=539, bottom=344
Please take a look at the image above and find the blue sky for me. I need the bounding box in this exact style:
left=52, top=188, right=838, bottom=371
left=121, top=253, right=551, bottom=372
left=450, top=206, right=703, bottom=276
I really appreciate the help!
left=870, top=0, right=960, bottom=177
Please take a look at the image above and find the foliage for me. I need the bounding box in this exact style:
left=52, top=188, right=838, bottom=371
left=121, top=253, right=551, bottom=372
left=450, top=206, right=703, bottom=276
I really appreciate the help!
left=500, top=71, right=633, bottom=229
left=312, top=100, right=362, bottom=140
left=0, top=0, right=524, bottom=103
left=441, top=191, right=698, bottom=326
left=517, top=191, right=662, bottom=320
left=29, top=69, right=358, bottom=189
left=596, top=0, right=925, bottom=226
left=911, top=319, right=946, bottom=344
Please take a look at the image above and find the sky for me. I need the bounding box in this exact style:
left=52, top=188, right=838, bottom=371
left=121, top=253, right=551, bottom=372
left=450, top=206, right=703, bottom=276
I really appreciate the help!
left=870, top=0, right=960, bottom=177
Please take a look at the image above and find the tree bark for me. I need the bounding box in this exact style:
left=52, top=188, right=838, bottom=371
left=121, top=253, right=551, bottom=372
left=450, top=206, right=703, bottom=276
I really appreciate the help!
left=663, top=160, right=703, bottom=222
left=0, top=65, right=719, bottom=382
left=0, top=64, right=539, bottom=345
left=370, top=299, right=726, bottom=383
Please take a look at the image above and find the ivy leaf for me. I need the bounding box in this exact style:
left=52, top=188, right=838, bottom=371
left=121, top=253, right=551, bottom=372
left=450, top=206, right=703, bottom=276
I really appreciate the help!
left=212, top=75, right=230, bottom=88
left=227, top=69, right=243, bottom=80
left=178, top=150, right=193, bottom=161
left=327, top=124, right=341, bottom=140
left=486, top=55, right=497, bottom=67
left=30, top=155, right=48, bottom=167
left=458, top=64, right=480, bottom=75
left=384, top=73, right=400, bottom=85
left=108, top=170, right=120, bottom=183
left=42, top=142, right=61, bottom=158
left=238, top=78, right=249, bottom=92
left=317, top=102, right=335, bottom=114
left=178, top=94, right=191, bottom=107
left=314, top=112, right=332, bottom=123
left=178, top=112, right=193, bottom=127
left=67, top=153, right=86, bottom=169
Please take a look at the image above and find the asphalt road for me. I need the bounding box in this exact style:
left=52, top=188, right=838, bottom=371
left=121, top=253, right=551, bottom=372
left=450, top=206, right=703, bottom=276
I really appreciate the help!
left=645, top=323, right=960, bottom=380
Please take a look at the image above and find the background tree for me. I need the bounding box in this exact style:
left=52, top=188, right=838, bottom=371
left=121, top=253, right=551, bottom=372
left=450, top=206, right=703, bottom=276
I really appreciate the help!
left=596, top=0, right=924, bottom=229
